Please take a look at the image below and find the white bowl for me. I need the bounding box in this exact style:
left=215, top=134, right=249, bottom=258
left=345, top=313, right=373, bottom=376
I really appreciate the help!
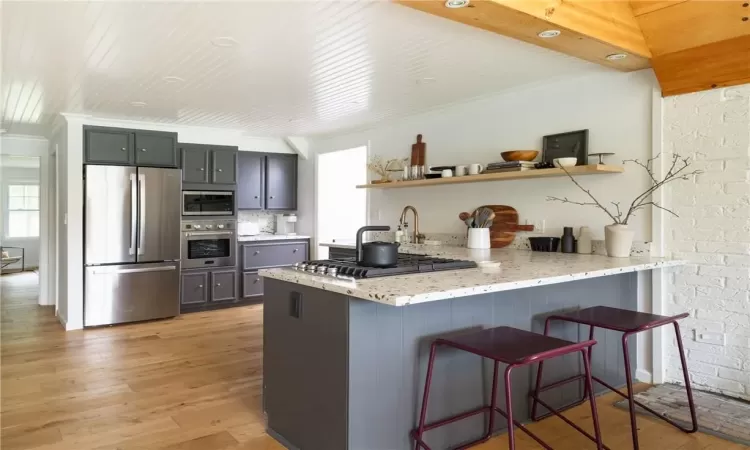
left=553, top=157, right=578, bottom=168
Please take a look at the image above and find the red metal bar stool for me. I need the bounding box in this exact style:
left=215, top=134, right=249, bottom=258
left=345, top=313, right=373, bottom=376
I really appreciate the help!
left=412, top=326, right=604, bottom=450
left=531, top=306, right=698, bottom=450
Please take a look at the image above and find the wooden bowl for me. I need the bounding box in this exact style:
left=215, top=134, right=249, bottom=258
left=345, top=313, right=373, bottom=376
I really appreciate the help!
left=501, top=150, right=539, bottom=162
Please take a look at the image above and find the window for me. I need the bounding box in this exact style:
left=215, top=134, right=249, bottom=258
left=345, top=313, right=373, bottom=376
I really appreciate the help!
left=7, top=184, right=39, bottom=237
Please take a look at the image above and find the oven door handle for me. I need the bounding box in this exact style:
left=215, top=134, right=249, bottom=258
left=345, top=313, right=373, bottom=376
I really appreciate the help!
left=184, top=231, right=235, bottom=237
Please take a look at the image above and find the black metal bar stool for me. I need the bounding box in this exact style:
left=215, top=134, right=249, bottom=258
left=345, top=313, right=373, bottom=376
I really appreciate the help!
left=531, top=306, right=698, bottom=450
left=412, top=326, right=604, bottom=450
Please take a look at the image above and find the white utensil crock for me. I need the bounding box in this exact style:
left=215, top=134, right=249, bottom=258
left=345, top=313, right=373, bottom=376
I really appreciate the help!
left=467, top=228, right=491, bottom=249
left=605, top=224, right=634, bottom=257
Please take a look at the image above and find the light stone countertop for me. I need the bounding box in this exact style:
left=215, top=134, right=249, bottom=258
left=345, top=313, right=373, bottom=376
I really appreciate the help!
left=238, top=234, right=311, bottom=242
left=260, top=244, right=685, bottom=307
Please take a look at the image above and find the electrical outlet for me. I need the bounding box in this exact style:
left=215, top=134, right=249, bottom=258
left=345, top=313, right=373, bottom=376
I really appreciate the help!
left=694, top=330, right=725, bottom=345
left=527, top=219, right=545, bottom=233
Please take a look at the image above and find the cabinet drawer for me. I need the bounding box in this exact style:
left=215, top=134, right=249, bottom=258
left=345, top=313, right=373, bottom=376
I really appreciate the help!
left=242, top=271, right=264, bottom=298
left=242, top=242, right=308, bottom=270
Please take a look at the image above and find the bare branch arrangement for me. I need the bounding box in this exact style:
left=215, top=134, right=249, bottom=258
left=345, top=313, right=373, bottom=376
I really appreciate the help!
left=547, top=153, right=701, bottom=225
left=367, top=156, right=409, bottom=182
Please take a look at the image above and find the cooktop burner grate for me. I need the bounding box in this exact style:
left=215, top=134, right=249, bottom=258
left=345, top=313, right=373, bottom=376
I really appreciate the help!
left=292, top=254, right=477, bottom=279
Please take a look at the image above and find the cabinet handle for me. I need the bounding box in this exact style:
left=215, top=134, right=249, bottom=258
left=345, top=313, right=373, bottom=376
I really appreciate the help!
left=254, top=195, right=259, bottom=199
left=199, top=168, right=205, bottom=171
left=121, top=147, right=127, bottom=151
left=197, top=284, right=203, bottom=288
left=217, top=168, right=223, bottom=172
left=269, top=196, right=275, bottom=199
left=254, top=251, right=260, bottom=255
left=216, top=283, right=222, bottom=287
left=293, top=248, right=298, bottom=253
left=141, top=148, right=147, bottom=152
left=254, top=278, right=260, bottom=283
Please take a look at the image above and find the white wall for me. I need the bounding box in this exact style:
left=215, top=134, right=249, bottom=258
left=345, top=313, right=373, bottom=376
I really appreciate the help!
left=0, top=166, right=41, bottom=268
left=51, top=122, right=69, bottom=326
left=663, top=84, right=750, bottom=400
left=307, top=71, right=657, bottom=241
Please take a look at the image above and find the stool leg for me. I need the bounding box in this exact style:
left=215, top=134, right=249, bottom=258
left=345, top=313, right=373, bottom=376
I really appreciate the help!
left=674, top=321, right=699, bottom=433
left=504, top=365, right=516, bottom=450
left=622, top=332, right=639, bottom=450
left=415, top=342, right=439, bottom=450
left=486, top=361, right=500, bottom=440
left=531, top=317, right=553, bottom=420
left=581, top=349, right=604, bottom=450
left=582, top=325, right=594, bottom=399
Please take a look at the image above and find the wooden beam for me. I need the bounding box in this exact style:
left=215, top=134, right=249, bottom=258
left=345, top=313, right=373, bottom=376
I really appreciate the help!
left=652, top=33, right=750, bottom=96
left=397, top=0, right=651, bottom=71
left=635, top=0, right=750, bottom=56
left=629, top=0, right=688, bottom=17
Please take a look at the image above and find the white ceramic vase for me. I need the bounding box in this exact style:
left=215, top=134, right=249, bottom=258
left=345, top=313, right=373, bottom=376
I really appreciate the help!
left=604, top=224, right=634, bottom=258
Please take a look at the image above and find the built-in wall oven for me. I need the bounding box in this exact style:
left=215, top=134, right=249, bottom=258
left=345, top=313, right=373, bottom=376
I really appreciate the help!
left=181, top=219, right=237, bottom=269
left=182, top=191, right=234, bottom=216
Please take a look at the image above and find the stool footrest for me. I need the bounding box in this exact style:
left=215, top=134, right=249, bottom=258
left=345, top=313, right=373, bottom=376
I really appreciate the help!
left=530, top=395, right=613, bottom=450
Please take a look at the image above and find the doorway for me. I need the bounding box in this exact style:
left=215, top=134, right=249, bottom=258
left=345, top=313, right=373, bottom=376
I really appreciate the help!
left=315, top=146, right=367, bottom=259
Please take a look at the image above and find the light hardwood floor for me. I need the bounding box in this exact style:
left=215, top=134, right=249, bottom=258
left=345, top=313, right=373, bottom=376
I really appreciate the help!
left=1, top=272, right=746, bottom=450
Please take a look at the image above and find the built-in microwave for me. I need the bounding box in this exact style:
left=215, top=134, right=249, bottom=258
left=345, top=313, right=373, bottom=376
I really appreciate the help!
left=182, top=191, right=234, bottom=216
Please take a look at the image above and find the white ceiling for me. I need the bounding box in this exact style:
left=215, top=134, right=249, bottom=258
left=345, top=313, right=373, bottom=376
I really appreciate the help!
left=1, top=1, right=606, bottom=138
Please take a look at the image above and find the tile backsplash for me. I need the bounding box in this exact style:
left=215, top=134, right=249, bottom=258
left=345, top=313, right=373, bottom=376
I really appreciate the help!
left=237, top=211, right=276, bottom=233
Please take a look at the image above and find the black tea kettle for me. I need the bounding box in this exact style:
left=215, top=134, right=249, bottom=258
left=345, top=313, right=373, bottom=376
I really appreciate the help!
left=355, top=226, right=399, bottom=267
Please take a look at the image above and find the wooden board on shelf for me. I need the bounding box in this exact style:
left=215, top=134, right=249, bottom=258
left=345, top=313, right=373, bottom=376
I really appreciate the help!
left=477, top=205, right=535, bottom=249
left=356, top=164, right=624, bottom=189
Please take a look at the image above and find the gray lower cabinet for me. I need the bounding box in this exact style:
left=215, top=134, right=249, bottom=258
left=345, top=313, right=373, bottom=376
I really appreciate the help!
left=181, top=268, right=238, bottom=310
left=242, top=271, right=264, bottom=298
left=179, top=143, right=238, bottom=185
left=84, top=126, right=177, bottom=167
left=242, top=241, right=308, bottom=270
left=211, top=270, right=237, bottom=302
left=180, top=271, right=209, bottom=305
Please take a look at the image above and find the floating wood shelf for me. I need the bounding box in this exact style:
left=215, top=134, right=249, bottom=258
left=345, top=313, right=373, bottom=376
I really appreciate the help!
left=357, top=164, right=624, bottom=189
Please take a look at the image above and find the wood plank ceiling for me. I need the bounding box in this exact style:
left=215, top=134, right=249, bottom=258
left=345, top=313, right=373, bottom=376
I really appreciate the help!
left=399, top=0, right=750, bottom=97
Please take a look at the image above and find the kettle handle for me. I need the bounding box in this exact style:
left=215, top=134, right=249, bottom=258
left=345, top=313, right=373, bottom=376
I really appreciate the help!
left=355, top=226, right=391, bottom=262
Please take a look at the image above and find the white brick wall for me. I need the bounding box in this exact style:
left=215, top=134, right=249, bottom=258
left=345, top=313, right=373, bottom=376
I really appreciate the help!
left=664, top=84, right=750, bottom=400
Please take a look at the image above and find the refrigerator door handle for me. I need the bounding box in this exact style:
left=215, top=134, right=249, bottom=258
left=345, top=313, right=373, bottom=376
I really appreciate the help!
left=137, top=173, right=146, bottom=255
left=90, top=265, right=177, bottom=275
left=129, top=173, right=137, bottom=255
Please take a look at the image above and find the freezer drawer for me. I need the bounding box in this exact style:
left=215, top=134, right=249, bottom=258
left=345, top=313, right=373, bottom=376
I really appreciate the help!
left=85, top=262, right=180, bottom=327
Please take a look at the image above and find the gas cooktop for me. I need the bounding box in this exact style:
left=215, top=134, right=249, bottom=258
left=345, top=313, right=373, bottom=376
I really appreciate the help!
left=291, top=254, right=477, bottom=280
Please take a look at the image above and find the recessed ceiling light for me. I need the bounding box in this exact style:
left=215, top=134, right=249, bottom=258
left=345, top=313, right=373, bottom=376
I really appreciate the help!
left=417, top=77, right=437, bottom=84
left=130, top=101, right=147, bottom=107
left=211, top=36, right=239, bottom=48
left=606, top=53, right=628, bottom=61
left=537, top=30, right=561, bottom=38
left=445, top=0, right=469, bottom=7
left=163, top=76, right=185, bottom=83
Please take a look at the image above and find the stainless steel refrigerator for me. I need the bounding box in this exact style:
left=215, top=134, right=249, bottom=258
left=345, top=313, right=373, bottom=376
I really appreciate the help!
left=84, top=165, right=181, bottom=327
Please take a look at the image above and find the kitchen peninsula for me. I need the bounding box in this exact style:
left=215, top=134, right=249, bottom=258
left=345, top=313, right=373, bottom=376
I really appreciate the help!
left=260, top=246, right=683, bottom=450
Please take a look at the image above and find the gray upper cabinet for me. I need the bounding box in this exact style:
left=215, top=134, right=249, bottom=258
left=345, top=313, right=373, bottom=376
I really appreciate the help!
left=211, top=270, right=237, bottom=302
left=181, top=272, right=208, bottom=306
left=84, top=126, right=177, bottom=167
left=212, top=148, right=238, bottom=184
left=134, top=131, right=178, bottom=167
left=181, top=145, right=211, bottom=183
left=84, top=128, right=133, bottom=165
left=179, top=143, right=238, bottom=185
left=237, top=152, right=264, bottom=210
left=265, top=154, right=297, bottom=210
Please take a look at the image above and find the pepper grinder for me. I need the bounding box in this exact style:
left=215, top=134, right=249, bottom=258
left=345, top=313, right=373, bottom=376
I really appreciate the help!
left=561, top=227, right=576, bottom=253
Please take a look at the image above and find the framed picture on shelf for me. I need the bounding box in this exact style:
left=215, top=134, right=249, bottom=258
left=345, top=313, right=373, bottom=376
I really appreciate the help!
left=542, top=129, right=589, bottom=166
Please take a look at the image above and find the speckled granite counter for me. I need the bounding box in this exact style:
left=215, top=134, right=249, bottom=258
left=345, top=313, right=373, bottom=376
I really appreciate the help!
left=260, top=246, right=683, bottom=306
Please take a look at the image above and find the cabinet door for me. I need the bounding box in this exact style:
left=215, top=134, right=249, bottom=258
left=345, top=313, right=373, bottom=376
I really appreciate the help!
left=134, top=131, right=178, bottom=167
left=237, top=152, right=265, bottom=210
left=181, top=145, right=210, bottom=183
left=265, top=154, right=297, bottom=210
left=242, top=242, right=308, bottom=270
left=212, top=149, right=238, bottom=184
left=181, top=272, right=208, bottom=305
left=210, top=270, right=237, bottom=302
left=242, top=271, right=264, bottom=298
left=84, top=128, right=133, bottom=164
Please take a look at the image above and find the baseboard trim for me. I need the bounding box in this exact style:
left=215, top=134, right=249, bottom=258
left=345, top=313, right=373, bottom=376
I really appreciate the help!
left=636, top=368, right=653, bottom=383
left=56, top=311, right=67, bottom=329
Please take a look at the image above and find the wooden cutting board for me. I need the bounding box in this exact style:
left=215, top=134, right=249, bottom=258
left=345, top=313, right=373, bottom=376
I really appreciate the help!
left=476, top=205, right=534, bottom=248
